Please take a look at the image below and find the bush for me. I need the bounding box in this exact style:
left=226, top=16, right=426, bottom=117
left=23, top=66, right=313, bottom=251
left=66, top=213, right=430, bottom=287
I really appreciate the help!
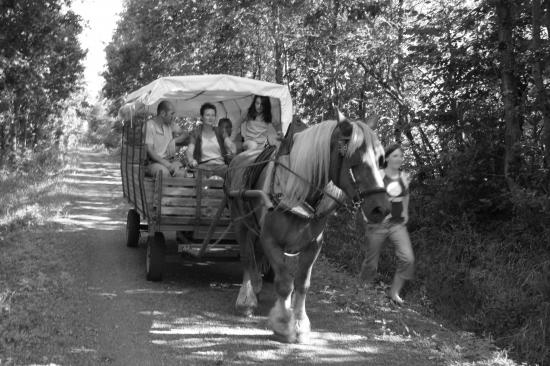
left=324, top=184, right=550, bottom=365
left=85, top=116, right=122, bottom=149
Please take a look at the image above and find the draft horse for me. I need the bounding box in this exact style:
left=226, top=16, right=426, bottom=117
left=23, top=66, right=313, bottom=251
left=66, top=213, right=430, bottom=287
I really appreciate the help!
left=225, top=113, right=390, bottom=343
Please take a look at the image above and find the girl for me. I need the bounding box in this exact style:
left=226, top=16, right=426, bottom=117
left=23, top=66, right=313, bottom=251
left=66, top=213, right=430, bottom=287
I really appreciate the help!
left=240, top=95, right=279, bottom=150
left=359, top=144, right=415, bottom=305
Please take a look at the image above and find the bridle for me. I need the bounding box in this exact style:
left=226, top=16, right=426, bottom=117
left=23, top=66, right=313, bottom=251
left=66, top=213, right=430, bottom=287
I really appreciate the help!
left=266, top=127, right=387, bottom=217
left=338, top=136, right=386, bottom=210
left=347, top=167, right=386, bottom=210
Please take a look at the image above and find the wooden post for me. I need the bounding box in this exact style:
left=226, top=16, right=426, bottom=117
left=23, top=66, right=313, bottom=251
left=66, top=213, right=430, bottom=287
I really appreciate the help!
left=194, top=169, right=203, bottom=235
left=198, top=195, right=228, bottom=258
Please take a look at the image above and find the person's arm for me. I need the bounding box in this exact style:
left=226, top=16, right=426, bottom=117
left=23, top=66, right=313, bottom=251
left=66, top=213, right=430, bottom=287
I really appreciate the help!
left=173, top=132, right=190, bottom=145
left=224, top=138, right=236, bottom=155
left=220, top=127, right=236, bottom=155
left=239, top=120, right=248, bottom=142
left=171, top=123, right=190, bottom=145
left=185, top=143, right=197, bottom=167
left=186, top=130, right=198, bottom=168
left=266, top=123, right=282, bottom=146
left=402, top=171, right=410, bottom=224
left=402, top=193, right=410, bottom=224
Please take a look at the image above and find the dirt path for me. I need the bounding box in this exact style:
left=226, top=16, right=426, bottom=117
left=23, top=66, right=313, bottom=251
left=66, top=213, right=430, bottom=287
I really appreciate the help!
left=4, top=147, right=511, bottom=366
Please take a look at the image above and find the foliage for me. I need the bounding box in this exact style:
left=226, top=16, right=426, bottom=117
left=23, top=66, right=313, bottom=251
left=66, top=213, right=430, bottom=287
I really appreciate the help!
left=103, top=0, right=550, bottom=364
left=0, top=0, right=86, bottom=168
left=83, top=101, right=122, bottom=149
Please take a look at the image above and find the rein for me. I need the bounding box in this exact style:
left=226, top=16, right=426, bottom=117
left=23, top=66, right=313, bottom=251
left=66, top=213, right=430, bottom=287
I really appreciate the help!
left=273, top=161, right=347, bottom=212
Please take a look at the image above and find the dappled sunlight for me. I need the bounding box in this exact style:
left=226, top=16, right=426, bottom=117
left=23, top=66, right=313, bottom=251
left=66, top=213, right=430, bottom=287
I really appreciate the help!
left=47, top=150, right=130, bottom=231
left=125, top=289, right=190, bottom=295
left=70, top=172, right=121, bottom=180
left=139, top=310, right=395, bottom=365
left=52, top=216, right=125, bottom=229
left=65, top=178, right=121, bottom=186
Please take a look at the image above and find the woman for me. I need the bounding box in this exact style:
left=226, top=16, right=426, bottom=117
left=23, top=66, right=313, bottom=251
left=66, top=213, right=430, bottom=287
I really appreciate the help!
left=359, top=144, right=415, bottom=305
left=239, top=95, right=279, bottom=150
left=186, top=103, right=235, bottom=178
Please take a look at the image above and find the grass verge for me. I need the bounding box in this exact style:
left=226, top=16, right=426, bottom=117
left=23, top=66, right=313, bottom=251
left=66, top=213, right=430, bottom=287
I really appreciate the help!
left=0, top=149, right=79, bottom=364
left=324, top=207, right=542, bottom=366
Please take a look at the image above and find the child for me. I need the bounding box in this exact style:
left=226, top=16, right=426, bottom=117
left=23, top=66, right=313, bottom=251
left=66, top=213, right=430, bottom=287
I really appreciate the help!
left=218, top=117, right=236, bottom=162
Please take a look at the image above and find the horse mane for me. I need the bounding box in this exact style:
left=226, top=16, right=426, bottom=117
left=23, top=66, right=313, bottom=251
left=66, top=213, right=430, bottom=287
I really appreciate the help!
left=285, top=119, right=372, bottom=205
left=351, top=121, right=384, bottom=164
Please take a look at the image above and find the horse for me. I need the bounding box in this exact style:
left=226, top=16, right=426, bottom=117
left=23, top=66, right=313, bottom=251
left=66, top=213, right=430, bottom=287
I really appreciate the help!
left=225, top=112, right=390, bottom=343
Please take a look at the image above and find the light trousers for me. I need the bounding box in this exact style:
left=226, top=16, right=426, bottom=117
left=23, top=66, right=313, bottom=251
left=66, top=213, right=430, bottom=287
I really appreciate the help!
left=359, top=222, right=415, bottom=282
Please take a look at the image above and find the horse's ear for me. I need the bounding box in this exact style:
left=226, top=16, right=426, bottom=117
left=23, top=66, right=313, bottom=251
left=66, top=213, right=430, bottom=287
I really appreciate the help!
left=336, top=109, right=353, bottom=137
left=365, top=114, right=380, bottom=130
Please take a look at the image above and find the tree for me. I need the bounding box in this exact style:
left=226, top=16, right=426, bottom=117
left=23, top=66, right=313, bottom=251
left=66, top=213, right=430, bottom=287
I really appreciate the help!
left=531, top=0, right=550, bottom=182
left=495, top=0, right=523, bottom=189
left=0, top=0, right=85, bottom=166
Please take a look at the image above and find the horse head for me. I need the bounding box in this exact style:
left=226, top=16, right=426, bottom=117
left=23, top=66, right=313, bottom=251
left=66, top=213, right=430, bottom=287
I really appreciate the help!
left=329, top=111, right=391, bottom=223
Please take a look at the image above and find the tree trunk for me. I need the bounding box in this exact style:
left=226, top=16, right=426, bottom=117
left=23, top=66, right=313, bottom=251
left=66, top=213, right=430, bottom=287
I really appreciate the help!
left=496, top=0, right=522, bottom=189
left=533, top=0, right=550, bottom=180
left=359, top=70, right=367, bottom=118
left=272, top=3, right=283, bottom=84
left=329, top=0, right=340, bottom=109
left=395, top=0, right=405, bottom=143
left=395, top=105, right=406, bottom=143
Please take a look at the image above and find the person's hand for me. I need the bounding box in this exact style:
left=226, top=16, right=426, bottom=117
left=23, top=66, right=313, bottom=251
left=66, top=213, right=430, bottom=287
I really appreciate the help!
left=162, top=160, right=174, bottom=174
left=402, top=213, right=409, bottom=224
left=168, top=162, right=181, bottom=176
left=267, top=134, right=282, bottom=146
left=189, top=159, right=198, bottom=168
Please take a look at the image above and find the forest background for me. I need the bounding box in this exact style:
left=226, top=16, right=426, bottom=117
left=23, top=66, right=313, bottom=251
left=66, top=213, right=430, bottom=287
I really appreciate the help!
left=1, top=0, right=549, bottom=364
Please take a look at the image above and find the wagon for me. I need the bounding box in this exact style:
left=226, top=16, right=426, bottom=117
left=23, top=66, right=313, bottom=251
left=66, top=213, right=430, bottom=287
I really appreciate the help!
left=118, top=74, right=293, bottom=281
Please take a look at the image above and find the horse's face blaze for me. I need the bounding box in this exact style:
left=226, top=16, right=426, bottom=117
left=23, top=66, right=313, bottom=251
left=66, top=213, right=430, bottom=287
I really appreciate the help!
left=337, top=139, right=389, bottom=224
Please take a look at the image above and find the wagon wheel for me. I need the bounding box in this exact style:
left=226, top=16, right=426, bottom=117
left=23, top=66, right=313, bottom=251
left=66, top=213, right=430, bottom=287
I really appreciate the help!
left=126, top=209, right=140, bottom=247
left=146, top=232, right=165, bottom=281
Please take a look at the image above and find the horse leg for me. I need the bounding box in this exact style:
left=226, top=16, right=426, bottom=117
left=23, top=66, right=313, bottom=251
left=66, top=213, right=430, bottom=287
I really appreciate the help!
left=293, top=232, right=323, bottom=343
left=235, top=223, right=259, bottom=317
left=263, top=236, right=296, bottom=343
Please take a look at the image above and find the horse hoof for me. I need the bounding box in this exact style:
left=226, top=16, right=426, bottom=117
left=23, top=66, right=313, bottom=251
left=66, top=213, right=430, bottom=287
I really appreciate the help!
left=268, top=315, right=296, bottom=343
left=295, top=317, right=311, bottom=343
left=272, top=329, right=297, bottom=343
left=296, top=331, right=311, bottom=344
left=235, top=305, right=255, bottom=317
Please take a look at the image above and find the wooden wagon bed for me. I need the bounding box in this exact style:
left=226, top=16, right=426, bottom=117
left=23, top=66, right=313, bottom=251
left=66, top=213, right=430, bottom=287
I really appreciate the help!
left=120, top=122, right=238, bottom=281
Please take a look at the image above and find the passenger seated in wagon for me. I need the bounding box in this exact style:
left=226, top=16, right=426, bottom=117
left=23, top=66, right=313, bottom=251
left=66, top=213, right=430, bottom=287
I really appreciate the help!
left=144, top=101, right=189, bottom=177
left=238, top=95, right=281, bottom=151
left=186, top=103, right=236, bottom=179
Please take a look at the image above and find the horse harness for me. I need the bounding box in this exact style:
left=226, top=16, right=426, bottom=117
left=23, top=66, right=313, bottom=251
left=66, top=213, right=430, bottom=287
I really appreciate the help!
left=259, top=136, right=385, bottom=219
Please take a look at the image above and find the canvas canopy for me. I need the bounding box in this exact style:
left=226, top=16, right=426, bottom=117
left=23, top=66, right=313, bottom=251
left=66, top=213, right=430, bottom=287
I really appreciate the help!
left=118, top=74, right=293, bottom=135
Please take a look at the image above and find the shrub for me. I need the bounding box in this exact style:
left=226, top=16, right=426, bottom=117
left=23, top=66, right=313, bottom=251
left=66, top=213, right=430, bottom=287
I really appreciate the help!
left=324, top=184, right=550, bottom=365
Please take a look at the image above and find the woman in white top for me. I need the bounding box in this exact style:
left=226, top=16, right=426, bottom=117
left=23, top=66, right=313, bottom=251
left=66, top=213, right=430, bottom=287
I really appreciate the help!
left=240, top=95, right=279, bottom=150
left=186, top=103, right=235, bottom=178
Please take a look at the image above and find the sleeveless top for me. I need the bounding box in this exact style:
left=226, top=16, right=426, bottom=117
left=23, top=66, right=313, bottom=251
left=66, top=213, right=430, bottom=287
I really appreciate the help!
left=383, top=171, right=409, bottom=223
left=200, top=133, right=224, bottom=166
left=191, top=125, right=231, bottom=165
